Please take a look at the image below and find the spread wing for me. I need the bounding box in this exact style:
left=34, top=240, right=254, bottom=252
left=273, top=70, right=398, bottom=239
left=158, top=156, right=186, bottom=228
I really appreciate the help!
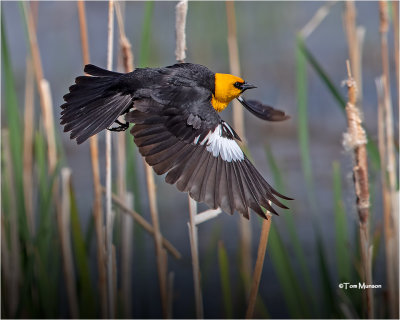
left=126, top=86, right=290, bottom=219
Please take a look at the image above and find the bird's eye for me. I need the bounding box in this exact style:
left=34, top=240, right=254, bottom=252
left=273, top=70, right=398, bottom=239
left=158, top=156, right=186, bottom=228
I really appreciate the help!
left=234, top=82, right=242, bottom=89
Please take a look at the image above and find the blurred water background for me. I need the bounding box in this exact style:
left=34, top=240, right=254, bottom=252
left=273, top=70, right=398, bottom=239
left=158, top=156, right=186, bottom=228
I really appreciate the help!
left=2, top=1, right=397, bottom=318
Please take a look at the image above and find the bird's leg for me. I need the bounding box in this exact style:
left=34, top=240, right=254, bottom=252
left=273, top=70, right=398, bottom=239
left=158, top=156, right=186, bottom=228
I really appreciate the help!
left=107, top=119, right=129, bottom=132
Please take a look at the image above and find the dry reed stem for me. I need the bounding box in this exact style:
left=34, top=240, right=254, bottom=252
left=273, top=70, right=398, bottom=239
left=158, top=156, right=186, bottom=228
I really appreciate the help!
left=58, top=168, right=79, bottom=318
left=113, top=1, right=127, bottom=206
left=23, top=2, right=57, bottom=175
left=114, top=7, right=127, bottom=202
left=174, top=2, right=204, bottom=316
left=105, top=1, right=115, bottom=318
left=23, top=58, right=35, bottom=236
left=175, top=0, right=188, bottom=62
left=393, top=0, right=399, bottom=106
left=144, top=163, right=169, bottom=318
left=103, top=188, right=181, bottom=259
left=226, top=0, right=252, bottom=291
left=30, top=1, right=38, bottom=30
left=226, top=1, right=244, bottom=139
left=300, top=1, right=336, bottom=39
left=76, top=2, right=108, bottom=317
left=392, top=7, right=400, bottom=306
left=344, top=0, right=363, bottom=106
left=115, top=2, right=134, bottom=72
left=105, top=147, right=113, bottom=320
left=174, top=1, right=204, bottom=316
left=117, top=133, right=133, bottom=312
left=120, top=192, right=134, bottom=317
left=376, top=77, right=397, bottom=319
left=245, top=216, right=272, bottom=319
left=343, top=61, right=374, bottom=319
left=114, top=4, right=135, bottom=316
left=379, top=1, right=397, bottom=210
left=187, top=198, right=203, bottom=319
left=194, top=208, right=222, bottom=225
left=24, top=3, right=61, bottom=244
left=120, top=37, right=134, bottom=72
left=22, top=0, right=37, bottom=238
left=23, top=2, right=43, bottom=81
left=39, top=79, right=57, bottom=174
left=77, top=1, right=90, bottom=66
left=137, top=3, right=169, bottom=312
left=2, top=130, right=20, bottom=318
left=378, top=2, right=399, bottom=317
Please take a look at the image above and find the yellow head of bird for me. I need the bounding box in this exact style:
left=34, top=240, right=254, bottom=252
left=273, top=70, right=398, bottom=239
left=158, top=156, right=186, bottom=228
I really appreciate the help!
left=212, top=73, right=256, bottom=112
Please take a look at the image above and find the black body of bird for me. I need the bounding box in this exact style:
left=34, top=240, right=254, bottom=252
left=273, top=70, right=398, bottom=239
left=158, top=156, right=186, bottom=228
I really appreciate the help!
left=60, top=63, right=292, bottom=219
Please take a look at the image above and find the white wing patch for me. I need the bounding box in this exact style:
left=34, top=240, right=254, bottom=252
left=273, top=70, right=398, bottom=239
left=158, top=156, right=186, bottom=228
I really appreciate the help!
left=193, top=124, right=244, bottom=162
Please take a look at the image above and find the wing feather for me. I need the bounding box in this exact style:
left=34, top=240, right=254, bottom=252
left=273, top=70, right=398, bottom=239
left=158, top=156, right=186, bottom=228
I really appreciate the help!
left=153, top=143, right=193, bottom=175
left=125, top=85, right=291, bottom=218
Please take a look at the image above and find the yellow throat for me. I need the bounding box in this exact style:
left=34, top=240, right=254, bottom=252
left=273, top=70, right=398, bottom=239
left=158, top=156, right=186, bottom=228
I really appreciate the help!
left=211, top=73, right=244, bottom=112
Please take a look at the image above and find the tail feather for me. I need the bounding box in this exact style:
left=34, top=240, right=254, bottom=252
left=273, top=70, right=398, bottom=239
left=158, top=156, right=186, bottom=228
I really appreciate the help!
left=61, top=68, right=132, bottom=144
left=84, top=64, right=122, bottom=77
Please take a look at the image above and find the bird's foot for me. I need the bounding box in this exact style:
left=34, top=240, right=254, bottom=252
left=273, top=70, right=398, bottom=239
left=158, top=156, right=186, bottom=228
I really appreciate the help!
left=107, top=119, right=129, bottom=132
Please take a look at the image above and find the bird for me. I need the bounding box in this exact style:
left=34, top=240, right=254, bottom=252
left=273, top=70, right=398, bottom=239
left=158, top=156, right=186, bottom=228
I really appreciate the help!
left=60, top=62, right=292, bottom=219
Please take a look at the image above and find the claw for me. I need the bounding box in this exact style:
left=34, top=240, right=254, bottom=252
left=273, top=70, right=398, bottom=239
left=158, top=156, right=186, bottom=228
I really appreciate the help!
left=107, top=119, right=129, bottom=132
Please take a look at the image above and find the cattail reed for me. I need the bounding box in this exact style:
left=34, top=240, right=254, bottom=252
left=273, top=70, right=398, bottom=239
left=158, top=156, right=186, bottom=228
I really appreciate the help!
left=343, top=61, right=374, bottom=318
left=77, top=2, right=108, bottom=317
left=225, top=1, right=253, bottom=292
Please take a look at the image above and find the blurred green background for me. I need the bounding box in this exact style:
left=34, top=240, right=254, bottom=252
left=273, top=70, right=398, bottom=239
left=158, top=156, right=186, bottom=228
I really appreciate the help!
left=1, top=1, right=398, bottom=318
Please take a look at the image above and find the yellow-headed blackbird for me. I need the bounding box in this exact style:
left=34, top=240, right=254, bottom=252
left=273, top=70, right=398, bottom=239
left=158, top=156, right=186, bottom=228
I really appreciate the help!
left=61, top=63, right=292, bottom=219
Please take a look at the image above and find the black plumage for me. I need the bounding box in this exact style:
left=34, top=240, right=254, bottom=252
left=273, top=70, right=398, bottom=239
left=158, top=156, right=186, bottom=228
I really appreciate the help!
left=60, top=63, right=292, bottom=219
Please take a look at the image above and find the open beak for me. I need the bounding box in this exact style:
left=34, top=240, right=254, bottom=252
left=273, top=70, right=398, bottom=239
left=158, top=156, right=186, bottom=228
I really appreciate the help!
left=237, top=96, right=290, bottom=121
left=240, top=82, right=257, bottom=92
